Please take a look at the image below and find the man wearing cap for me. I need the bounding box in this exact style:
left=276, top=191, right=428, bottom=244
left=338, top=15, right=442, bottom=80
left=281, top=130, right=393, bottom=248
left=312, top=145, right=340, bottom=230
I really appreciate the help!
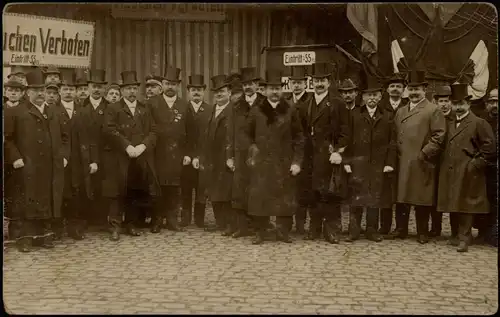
left=378, top=72, right=409, bottom=237
left=393, top=69, right=446, bottom=243
left=43, top=66, right=61, bottom=104
left=437, top=83, right=495, bottom=252
left=343, top=74, right=397, bottom=243
left=180, top=74, right=212, bottom=228
left=4, top=68, right=69, bottom=252
left=148, top=66, right=192, bottom=233
left=195, top=75, right=234, bottom=234
left=297, top=62, right=349, bottom=244
left=102, top=70, right=159, bottom=241
left=52, top=69, right=99, bottom=241
left=246, top=69, right=305, bottom=244
left=75, top=77, right=90, bottom=105
left=80, top=69, right=109, bottom=229
left=7, top=66, right=28, bottom=87
left=145, top=74, right=163, bottom=101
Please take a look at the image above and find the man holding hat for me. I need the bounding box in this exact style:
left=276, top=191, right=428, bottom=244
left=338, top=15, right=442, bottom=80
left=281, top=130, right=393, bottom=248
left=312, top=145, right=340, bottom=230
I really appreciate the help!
left=148, top=66, right=193, bottom=233
left=246, top=69, right=305, bottom=244
left=102, top=70, right=159, bottom=241
left=4, top=68, right=70, bottom=252
left=81, top=69, right=110, bottom=229
left=437, top=83, right=495, bottom=252
left=180, top=74, right=212, bottom=228
left=393, top=69, right=446, bottom=243
left=195, top=74, right=234, bottom=234
left=145, top=74, right=163, bottom=101
left=342, top=74, right=397, bottom=243
left=52, top=69, right=99, bottom=241
left=298, top=62, right=349, bottom=244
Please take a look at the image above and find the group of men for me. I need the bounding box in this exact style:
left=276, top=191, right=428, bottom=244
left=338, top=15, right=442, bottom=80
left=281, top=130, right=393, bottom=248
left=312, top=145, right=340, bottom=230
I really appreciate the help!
left=3, top=61, right=498, bottom=253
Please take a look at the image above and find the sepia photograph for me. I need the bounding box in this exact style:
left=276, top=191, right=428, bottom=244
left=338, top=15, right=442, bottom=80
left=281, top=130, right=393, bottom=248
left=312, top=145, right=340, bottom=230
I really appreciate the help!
left=2, top=2, right=498, bottom=314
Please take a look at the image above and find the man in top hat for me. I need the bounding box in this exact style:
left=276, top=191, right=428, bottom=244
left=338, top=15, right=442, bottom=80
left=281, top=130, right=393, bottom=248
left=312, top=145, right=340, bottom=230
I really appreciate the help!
left=297, top=62, right=349, bottom=244
left=102, top=70, right=159, bottom=241
left=195, top=75, right=234, bottom=234
left=4, top=68, right=69, bottom=252
left=241, top=67, right=266, bottom=108
left=436, top=83, right=495, bottom=252
left=148, top=65, right=193, bottom=233
left=80, top=69, right=109, bottom=229
left=343, top=74, right=397, bottom=243
left=228, top=70, right=244, bottom=103
left=378, top=72, right=409, bottom=237
left=180, top=74, right=213, bottom=228
left=52, top=69, right=99, bottom=241
left=145, top=74, right=164, bottom=101
left=392, top=69, right=446, bottom=243
left=246, top=69, right=305, bottom=244
left=75, top=77, right=90, bottom=105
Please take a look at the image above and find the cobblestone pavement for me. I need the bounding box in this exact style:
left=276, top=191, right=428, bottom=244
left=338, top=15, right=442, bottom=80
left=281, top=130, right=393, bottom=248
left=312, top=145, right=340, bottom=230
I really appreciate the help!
left=4, top=209, right=498, bottom=315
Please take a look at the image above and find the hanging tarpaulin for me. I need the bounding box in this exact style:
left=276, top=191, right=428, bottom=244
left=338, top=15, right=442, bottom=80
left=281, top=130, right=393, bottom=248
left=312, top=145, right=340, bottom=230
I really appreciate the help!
left=346, top=4, right=378, bottom=56
left=418, top=3, right=463, bottom=26
left=466, top=40, right=489, bottom=100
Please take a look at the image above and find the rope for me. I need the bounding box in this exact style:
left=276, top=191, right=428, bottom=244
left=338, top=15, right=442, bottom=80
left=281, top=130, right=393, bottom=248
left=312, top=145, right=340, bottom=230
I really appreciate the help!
left=444, top=17, right=481, bottom=43
left=406, top=3, right=432, bottom=27
left=391, top=4, right=425, bottom=39
left=444, top=3, right=481, bottom=30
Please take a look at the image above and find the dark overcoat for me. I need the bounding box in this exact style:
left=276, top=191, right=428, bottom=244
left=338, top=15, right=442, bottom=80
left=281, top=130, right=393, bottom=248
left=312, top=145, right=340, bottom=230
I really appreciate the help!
left=55, top=103, right=98, bottom=200
left=295, top=93, right=349, bottom=204
left=226, top=93, right=266, bottom=210
left=343, top=106, right=397, bottom=208
left=437, top=112, right=495, bottom=214
left=197, top=103, right=233, bottom=203
left=101, top=100, right=159, bottom=198
left=381, top=97, right=409, bottom=119
left=4, top=102, right=70, bottom=219
left=148, top=95, right=193, bottom=186
left=394, top=99, right=446, bottom=206
left=246, top=100, right=305, bottom=217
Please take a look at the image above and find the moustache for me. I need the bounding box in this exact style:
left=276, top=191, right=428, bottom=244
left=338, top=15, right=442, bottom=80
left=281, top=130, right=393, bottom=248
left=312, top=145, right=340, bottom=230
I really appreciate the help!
left=409, top=94, right=420, bottom=98
left=390, top=89, right=402, bottom=94
left=316, top=86, right=325, bottom=90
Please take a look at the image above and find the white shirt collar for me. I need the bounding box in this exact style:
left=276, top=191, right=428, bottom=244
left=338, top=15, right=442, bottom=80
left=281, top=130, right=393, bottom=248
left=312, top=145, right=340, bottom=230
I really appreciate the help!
left=268, top=100, right=279, bottom=109
left=191, top=100, right=202, bottom=112
left=123, top=98, right=137, bottom=108
left=456, top=111, right=470, bottom=121
left=245, top=93, right=257, bottom=105
left=163, top=94, right=177, bottom=108
left=314, top=91, right=328, bottom=105
left=216, top=101, right=229, bottom=109
left=293, top=91, right=305, bottom=103
left=6, top=100, right=19, bottom=107
left=90, top=97, right=102, bottom=109
left=32, top=102, right=46, bottom=114
left=443, top=109, right=451, bottom=116
left=409, top=97, right=425, bottom=110
left=61, top=100, right=74, bottom=108
left=346, top=102, right=356, bottom=110
left=367, top=106, right=377, bottom=117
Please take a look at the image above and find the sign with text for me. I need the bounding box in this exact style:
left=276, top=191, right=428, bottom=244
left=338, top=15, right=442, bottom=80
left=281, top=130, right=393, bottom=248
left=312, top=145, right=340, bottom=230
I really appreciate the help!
left=3, top=13, right=95, bottom=68
left=111, top=4, right=226, bottom=22
left=283, top=51, right=316, bottom=66
left=282, top=76, right=315, bottom=93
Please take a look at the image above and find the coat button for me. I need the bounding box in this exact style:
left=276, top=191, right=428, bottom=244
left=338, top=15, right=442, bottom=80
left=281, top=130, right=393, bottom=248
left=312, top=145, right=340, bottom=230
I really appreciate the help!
left=38, top=140, right=43, bottom=144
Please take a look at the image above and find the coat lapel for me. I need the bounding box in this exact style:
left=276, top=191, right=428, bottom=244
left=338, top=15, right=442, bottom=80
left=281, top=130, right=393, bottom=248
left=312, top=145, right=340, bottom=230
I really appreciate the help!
left=400, top=99, right=426, bottom=123
left=312, top=94, right=330, bottom=125
left=120, top=100, right=134, bottom=118
left=450, top=113, right=473, bottom=141
left=28, top=103, right=44, bottom=120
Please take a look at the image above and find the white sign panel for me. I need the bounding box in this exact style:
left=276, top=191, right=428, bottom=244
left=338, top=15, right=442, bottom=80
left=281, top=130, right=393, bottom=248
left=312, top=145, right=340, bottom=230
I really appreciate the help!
left=282, top=76, right=315, bottom=93
left=283, top=51, right=316, bottom=66
left=3, top=13, right=95, bottom=68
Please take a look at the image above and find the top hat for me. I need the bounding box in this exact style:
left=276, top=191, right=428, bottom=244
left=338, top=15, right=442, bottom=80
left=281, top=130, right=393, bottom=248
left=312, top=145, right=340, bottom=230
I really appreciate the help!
left=59, top=69, right=78, bottom=87
left=230, top=80, right=243, bottom=93
left=44, top=66, right=61, bottom=75
left=163, top=66, right=181, bottom=82
left=488, top=89, right=498, bottom=101
left=210, top=74, right=230, bottom=91
left=406, top=69, right=428, bottom=87
left=258, top=78, right=266, bottom=86
left=145, top=74, right=163, bottom=87
left=264, top=69, right=284, bottom=86
left=434, top=85, right=452, bottom=97
left=88, top=69, right=107, bottom=84
left=4, top=78, right=26, bottom=89
left=450, top=83, right=471, bottom=102
left=240, top=67, right=260, bottom=83
left=361, top=74, right=383, bottom=93
left=119, top=71, right=140, bottom=87
left=310, top=62, right=332, bottom=79
left=228, top=70, right=241, bottom=82
left=387, top=72, right=406, bottom=85
left=289, top=66, right=308, bottom=80
left=25, top=69, right=46, bottom=88
left=338, top=78, right=358, bottom=91
left=75, top=77, right=88, bottom=87
left=7, top=65, right=27, bottom=78
left=187, top=75, right=206, bottom=89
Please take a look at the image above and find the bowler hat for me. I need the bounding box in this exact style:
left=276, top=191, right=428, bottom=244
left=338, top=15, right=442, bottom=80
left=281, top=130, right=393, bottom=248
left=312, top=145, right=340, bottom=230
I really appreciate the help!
left=7, top=65, right=27, bottom=78
left=434, top=85, right=452, bottom=97
left=4, top=78, right=26, bottom=89
left=119, top=71, right=140, bottom=88
left=145, top=74, right=163, bottom=87
left=45, top=83, right=60, bottom=91
left=88, top=69, right=107, bottom=84
left=44, top=66, right=60, bottom=75
left=25, top=69, right=46, bottom=88
left=310, top=62, right=332, bottom=79
left=338, top=78, right=358, bottom=91
left=450, top=83, right=471, bottom=102
left=107, top=82, right=120, bottom=90
left=289, top=66, right=308, bottom=80
left=406, top=69, right=428, bottom=87
left=59, top=69, right=78, bottom=87
left=240, top=67, right=260, bottom=83
left=187, top=75, right=206, bottom=89
left=228, top=70, right=241, bottom=82
left=488, top=89, right=498, bottom=101
left=264, top=69, right=284, bottom=86
left=386, top=73, right=406, bottom=85
left=230, top=80, right=243, bottom=93
left=210, top=74, right=230, bottom=91
left=163, top=66, right=181, bottom=83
